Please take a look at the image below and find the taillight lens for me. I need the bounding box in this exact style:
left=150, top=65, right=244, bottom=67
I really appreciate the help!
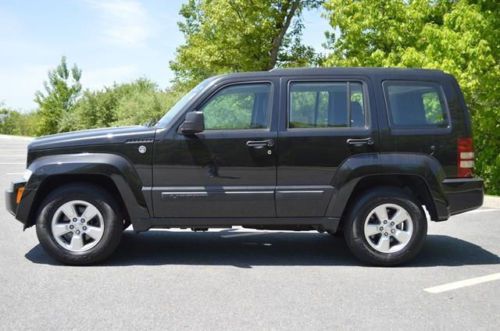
left=458, top=137, right=474, bottom=177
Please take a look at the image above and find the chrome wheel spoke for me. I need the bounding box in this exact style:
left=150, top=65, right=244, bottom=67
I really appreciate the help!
left=69, top=234, right=84, bottom=250
left=81, top=205, right=99, bottom=222
left=52, top=224, right=71, bottom=237
left=376, top=236, right=390, bottom=252
left=85, top=226, right=103, bottom=240
left=61, top=204, right=78, bottom=220
left=394, top=229, right=411, bottom=244
left=365, top=224, right=380, bottom=236
left=373, top=205, right=388, bottom=222
left=391, top=209, right=409, bottom=226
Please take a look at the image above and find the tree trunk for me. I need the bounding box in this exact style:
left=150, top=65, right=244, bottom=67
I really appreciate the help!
left=267, top=0, right=301, bottom=70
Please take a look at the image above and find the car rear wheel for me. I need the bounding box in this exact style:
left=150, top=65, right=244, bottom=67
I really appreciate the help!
left=343, top=187, right=427, bottom=266
left=36, top=183, right=123, bottom=265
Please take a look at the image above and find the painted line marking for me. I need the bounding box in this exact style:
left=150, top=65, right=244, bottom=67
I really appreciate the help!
left=6, top=172, right=24, bottom=175
left=424, top=273, right=500, bottom=294
left=0, top=163, right=25, bottom=165
left=221, top=232, right=278, bottom=238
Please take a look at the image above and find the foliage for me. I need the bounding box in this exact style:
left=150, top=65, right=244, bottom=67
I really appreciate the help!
left=0, top=106, right=38, bottom=136
left=54, top=79, right=186, bottom=132
left=34, top=56, right=82, bottom=135
left=170, top=0, right=322, bottom=86
left=323, top=0, right=500, bottom=193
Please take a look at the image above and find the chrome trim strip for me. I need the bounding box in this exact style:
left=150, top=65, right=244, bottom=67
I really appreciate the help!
left=225, top=191, right=274, bottom=194
left=162, top=192, right=208, bottom=196
left=277, top=190, right=324, bottom=194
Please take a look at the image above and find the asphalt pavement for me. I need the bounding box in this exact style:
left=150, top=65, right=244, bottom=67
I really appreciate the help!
left=0, top=134, right=499, bottom=330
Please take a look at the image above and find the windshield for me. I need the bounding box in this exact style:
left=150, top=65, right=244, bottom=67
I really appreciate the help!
left=156, top=78, right=214, bottom=127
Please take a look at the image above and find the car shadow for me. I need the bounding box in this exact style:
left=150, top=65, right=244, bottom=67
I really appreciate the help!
left=25, top=231, right=500, bottom=268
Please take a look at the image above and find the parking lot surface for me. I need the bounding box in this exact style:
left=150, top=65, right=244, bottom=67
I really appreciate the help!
left=0, top=135, right=499, bottom=330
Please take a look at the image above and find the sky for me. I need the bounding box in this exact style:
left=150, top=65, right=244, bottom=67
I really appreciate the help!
left=0, top=0, right=331, bottom=111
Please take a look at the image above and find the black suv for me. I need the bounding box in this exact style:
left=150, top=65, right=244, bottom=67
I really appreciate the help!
left=6, top=68, right=483, bottom=266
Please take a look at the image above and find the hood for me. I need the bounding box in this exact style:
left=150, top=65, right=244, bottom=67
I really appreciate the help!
left=29, top=126, right=156, bottom=151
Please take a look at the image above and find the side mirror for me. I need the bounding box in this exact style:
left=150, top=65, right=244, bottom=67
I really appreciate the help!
left=180, top=111, right=205, bottom=135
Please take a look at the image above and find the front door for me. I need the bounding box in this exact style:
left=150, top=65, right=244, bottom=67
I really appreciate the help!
left=152, top=82, right=277, bottom=218
left=276, top=77, right=377, bottom=217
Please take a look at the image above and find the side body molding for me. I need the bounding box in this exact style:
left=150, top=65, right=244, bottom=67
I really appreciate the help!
left=18, top=153, right=150, bottom=226
left=326, top=153, right=449, bottom=220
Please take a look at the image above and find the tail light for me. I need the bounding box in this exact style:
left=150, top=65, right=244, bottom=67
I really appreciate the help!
left=457, top=137, right=474, bottom=177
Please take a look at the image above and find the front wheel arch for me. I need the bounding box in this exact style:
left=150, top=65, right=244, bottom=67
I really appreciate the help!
left=27, top=175, right=131, bottom=229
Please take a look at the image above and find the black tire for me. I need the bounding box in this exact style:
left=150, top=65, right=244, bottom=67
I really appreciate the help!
left=343, top=187, right=427, bottom=266
left=35, top=183, right=123, bottom=265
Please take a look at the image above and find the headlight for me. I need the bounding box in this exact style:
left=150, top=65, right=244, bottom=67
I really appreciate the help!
left=23, top=169, right=32, bottom=181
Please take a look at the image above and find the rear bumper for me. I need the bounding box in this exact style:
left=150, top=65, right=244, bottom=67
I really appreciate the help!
left=5, top=180, right=27, bottom=223
left=442, top=178, right=484, bottom=216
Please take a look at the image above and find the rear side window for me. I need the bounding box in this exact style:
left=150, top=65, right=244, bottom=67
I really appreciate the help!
left=289, top=82, right=366, bottom=129
left=384, top=82, right=449, bottom=128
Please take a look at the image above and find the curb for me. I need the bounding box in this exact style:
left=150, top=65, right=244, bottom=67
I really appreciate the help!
left=483, top=195, right=500, bottom=209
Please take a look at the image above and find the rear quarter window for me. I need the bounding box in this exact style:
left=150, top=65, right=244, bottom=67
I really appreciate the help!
left=383, top=81, right=450, bottom=129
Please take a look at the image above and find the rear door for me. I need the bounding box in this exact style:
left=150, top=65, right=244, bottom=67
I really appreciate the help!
left=276, top=76, right=377, bottom=217
left=378, top=79, right=461, bottom=177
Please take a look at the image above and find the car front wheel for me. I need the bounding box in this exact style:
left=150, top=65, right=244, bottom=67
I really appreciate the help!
left=35, top=183, right=123, bottom=265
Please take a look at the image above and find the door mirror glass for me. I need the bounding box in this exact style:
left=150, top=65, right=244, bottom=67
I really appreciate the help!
left=180, top=111, right=205, bottom=135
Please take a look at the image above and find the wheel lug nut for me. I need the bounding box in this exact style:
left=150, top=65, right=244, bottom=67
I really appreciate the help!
left=384, top=232, right=388, bottom=236
left=69, top=225, right=74, bottom=229
left=75, top=230, right=80, bottom=235
left=82, top=226, right=87, bottom=231
left=383, top=220, right=387, bottom=224
left=73, top=218, right=77, bottom=222
left=379, top=227, right=384, bottom=231
left=81, top=219, right=85, bottom=223
left=390, top=222, right=395, bottom=226
left=391, top=229, right=396, bottom=234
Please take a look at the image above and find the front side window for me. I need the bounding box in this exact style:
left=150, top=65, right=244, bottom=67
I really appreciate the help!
left=289, top=82, right=366, bottom=129
left=201, top=83, right=271, bottom=130
left=384, top=82, right=449, bottom=128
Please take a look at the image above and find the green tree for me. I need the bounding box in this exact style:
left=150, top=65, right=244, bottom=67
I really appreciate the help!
left=57, top=79, right=185, bottom=131
left=35, top=56, right=82, bottom=135
left=171, top=0, right=322, bottom=86
left=0, top=106, right=38, bottom=136
left=323, top=0, right=499, bottom=193
left=112, top=79, right=184, bottom=126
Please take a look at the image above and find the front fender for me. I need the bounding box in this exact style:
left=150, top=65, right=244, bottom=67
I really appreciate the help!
left=17, top=153, right=150, bottom=226
left=326, top=153, right=448, bottom=219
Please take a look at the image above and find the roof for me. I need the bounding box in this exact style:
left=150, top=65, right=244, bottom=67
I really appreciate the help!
left=218, top=67, right=447, bottom=80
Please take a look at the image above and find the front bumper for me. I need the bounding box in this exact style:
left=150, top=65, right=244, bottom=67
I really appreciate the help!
left=442, top=177, right=484, bottom=216
left=5, top=180, right=26, bottom=221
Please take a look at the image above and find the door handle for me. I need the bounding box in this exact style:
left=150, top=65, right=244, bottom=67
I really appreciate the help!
left=246, top=139, right=274, bottom=148
left=346, top=137, right=374, bottom=146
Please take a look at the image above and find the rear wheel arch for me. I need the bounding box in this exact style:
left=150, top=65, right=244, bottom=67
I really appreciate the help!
left=336, top=175, right=438, bottom=230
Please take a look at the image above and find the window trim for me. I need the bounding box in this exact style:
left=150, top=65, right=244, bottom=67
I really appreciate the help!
left=382, top=80, right=452, bottom=134
left=286, top=80, right=370, bottom=131
left=196, top=81, right=274, bottom=132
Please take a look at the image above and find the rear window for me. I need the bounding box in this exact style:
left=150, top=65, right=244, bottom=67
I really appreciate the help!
left=383, top=82, right=449, bottom=128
